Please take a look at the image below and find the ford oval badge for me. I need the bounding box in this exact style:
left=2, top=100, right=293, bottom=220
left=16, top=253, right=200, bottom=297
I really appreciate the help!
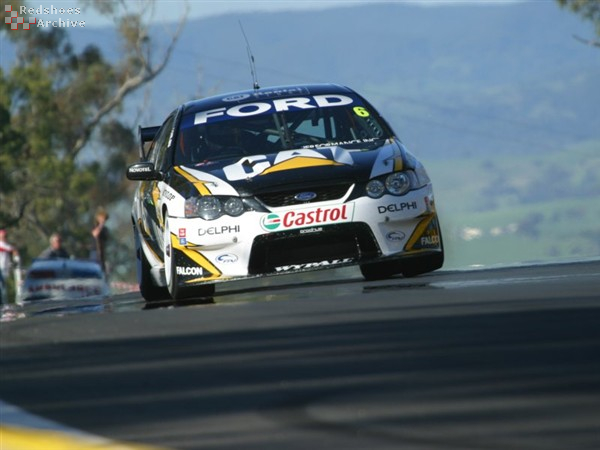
left=294, top=192, right=317, bottom=202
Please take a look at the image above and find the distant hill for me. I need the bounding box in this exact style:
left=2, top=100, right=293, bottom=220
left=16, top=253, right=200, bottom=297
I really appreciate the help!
left=3, top=1, right=598, bottom=159
left=2, top=1, right=599, bottom=268
left=138, top=0, right=599, bottom=159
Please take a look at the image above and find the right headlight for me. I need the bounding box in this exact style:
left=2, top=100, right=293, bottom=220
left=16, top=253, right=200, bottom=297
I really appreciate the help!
left=185, top=196, right=245, bottom=220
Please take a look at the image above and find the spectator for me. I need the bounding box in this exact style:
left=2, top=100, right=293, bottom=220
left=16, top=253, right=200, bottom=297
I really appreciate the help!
left=39, top=232, right=70, bottom=259
left=90, top=207, right=110, bottom=273
left=0, top=229, right=19, bottom=282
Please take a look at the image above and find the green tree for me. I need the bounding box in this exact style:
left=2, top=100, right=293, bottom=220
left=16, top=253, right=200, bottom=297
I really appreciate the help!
left=557, top=0, right=600, bottom=46
left=0, top=0, right=185, bottom=283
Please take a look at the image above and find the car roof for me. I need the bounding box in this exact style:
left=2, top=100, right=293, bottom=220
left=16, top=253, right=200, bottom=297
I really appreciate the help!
left=181, top=83, right=357, bottom=115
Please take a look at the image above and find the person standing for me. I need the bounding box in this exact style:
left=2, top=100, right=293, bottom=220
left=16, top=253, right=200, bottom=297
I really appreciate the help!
left=39, top=232, right=70, bottom=259
left=91, top=207, right=110, bottom=273
left=0, top=229, right=19, bottom=282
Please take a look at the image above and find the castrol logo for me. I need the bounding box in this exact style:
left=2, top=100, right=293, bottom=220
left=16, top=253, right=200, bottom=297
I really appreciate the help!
left=261, top=204, right=354, bottom=232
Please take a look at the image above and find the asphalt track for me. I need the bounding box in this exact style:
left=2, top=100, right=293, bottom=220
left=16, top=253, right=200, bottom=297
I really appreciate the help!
left=1, top=260, right=600, bottom=450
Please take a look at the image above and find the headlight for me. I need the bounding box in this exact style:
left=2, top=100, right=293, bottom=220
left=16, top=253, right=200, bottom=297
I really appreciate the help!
left=197, top=196, right=223, bottom=220
left=185, top=195, right=246, bottom=220
left=223, top=197, right=244, bottom=217
left=185, top=196, right=246, bottom=220
left=366, top=179, right=385, bottom=198
left=365, top=171, right=416, bottom=198
left=385, top=173, right=411, bottom=196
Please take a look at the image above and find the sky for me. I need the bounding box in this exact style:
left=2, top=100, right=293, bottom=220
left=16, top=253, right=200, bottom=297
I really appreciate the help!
left=17, top=0, right=522, bottom=28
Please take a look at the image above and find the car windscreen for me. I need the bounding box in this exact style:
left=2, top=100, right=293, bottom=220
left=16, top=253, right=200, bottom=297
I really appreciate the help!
left=175, top=94, right=392, bottom=166
left=27, top=266, right=103, bottom=280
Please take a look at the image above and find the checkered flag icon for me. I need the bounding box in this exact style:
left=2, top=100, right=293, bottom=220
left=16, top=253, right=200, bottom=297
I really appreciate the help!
left=5, top=5, right=36, bottom=30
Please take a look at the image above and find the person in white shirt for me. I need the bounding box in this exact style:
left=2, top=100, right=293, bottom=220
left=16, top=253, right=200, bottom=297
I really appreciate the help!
left=0, top=229, right=18, bottom=282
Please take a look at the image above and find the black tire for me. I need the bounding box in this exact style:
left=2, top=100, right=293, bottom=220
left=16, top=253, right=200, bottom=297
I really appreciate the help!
left=164, top=216, right=215, bottom=300
left=401, top=251, right=444, bottom=278
left=137, top=240, right=170, bottom=302
left=359, top=259, right=403, bottom=281
left=402, top=231, right=445, bottom=277
left=167, top=247, right=216, bottom=300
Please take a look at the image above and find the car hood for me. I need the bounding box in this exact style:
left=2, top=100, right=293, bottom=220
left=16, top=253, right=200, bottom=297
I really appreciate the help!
left=175, top=138, right=412, bottom=197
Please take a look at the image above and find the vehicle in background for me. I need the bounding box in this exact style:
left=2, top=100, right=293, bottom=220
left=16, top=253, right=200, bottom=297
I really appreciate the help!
left=18, top=258, right=110, bottom=303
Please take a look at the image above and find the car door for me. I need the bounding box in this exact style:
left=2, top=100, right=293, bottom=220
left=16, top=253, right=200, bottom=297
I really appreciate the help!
left=138, top=113, right=177, bottom=256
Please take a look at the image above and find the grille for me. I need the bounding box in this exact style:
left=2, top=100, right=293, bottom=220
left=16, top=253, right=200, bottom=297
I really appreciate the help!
left=256, top=184, right=352, bottom=207
left=248, top=223, right=380, bottom=275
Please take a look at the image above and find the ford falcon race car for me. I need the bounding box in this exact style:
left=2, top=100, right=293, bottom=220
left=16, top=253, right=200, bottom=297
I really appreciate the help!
left=126, top=84, right=443, bottom=301
left=18, top=258, right=110, bottom=303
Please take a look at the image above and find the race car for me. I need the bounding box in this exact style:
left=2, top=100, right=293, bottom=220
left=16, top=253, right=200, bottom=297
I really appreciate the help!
left=126, top=84, right=443, bottom=301
left=18, top=258, right=110, bottom=303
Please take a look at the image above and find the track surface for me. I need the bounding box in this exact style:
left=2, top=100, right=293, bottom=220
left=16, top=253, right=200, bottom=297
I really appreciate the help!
left=1, top=261, right=600, bottom=449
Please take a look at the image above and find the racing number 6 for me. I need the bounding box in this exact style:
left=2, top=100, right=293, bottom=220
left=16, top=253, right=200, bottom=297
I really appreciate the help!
left=353, top=106, right=370, bottom=117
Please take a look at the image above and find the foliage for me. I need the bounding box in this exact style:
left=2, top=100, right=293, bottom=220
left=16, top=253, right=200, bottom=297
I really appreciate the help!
left=557, top=0, right=600, bottom=44
left=0, top=0, right=184, bottom=280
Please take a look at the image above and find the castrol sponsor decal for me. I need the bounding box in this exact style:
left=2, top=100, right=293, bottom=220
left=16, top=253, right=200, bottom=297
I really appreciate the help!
left=260, top=203, right=354, bottom=232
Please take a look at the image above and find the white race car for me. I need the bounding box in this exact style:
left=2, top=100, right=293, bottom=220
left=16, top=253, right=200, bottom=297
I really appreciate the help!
left=127, top=84, right=443, bottom=301
left=19, top=258, right=110, bottom=303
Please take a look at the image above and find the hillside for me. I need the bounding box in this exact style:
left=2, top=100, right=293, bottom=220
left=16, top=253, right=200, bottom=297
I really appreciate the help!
left=147, top=1, right=600, bottom=159
left=2, top=0, right=599, bottom=269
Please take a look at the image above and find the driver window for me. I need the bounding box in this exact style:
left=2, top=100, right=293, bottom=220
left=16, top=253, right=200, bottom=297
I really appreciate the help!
left=152, top=114, right=176, bottom=171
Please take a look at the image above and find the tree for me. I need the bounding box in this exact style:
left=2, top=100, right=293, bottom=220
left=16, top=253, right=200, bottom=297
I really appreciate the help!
left=0, top=0, right=185, bottom=281
left=557, top=0, right=600, bottom=47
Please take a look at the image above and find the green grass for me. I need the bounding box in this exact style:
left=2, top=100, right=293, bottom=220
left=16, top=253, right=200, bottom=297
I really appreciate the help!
left=423, top=141, right=600, bottom=269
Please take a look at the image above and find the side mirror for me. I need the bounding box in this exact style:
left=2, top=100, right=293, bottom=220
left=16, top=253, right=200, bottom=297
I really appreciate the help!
left=126, top=162, right=163, bottom=181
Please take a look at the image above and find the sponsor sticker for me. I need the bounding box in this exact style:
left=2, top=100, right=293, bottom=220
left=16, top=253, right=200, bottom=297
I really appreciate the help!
left=194, top=94, right=352, bottom=125
left=176, top=266, right=203, bottom=276
left=216, top=254, right=238, bottom=264
left=299, top=226, right=323, bottom=235
left=378, top=201, right=418, bottom=214
left=261, top=204, right=354, bottom=232
left=198, top=225, right=240, bottom=236
left=275, top=258, right=354, bottom=272
left=386, top=231, right=406, bottom=242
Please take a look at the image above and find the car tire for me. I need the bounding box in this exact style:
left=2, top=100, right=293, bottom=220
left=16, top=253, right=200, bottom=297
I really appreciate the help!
left=164, top=216, right=215, bottom=300
left=135, top=227, right=170, bottom=303
left=401, top=251, right=444, bottom=278
left=359, top=259, right=403, bottom=281
left=402, top=232, right=445, bottom=277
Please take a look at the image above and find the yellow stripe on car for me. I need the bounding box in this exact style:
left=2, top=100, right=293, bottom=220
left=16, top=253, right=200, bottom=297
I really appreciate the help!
left=261, top=156, right=343, bottom=175
left=170, top=233, right=222, bottom=280
left=174, top=166, right=213, bottom=196
left=404, top=214, right=435, bottom=251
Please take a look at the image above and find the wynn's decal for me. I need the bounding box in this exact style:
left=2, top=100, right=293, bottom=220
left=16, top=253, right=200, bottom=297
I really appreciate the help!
left=275, top=258, right=354, bottom=272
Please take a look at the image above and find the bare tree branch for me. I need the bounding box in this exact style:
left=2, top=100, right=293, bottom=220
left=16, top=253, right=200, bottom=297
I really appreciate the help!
left=69, top=7, right=187, bottom=158
left=573, top=34, right=600, bottom=47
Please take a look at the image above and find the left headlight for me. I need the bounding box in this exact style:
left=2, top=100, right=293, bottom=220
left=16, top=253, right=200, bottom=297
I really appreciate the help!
left=185, top=196, right=245, bottom=220
left=366, top=171, right=414, bottom=198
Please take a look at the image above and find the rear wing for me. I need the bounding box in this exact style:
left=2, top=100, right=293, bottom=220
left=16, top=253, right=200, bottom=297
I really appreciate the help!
left=138, top=125, right=160, bottom=160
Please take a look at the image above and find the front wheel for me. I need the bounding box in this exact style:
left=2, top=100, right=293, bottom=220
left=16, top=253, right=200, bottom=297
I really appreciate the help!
left=359, top=259, right=403, bottom=281
left=134, top=224, right=169, bottom=302
left=164, top=216, right=216, bottom=300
